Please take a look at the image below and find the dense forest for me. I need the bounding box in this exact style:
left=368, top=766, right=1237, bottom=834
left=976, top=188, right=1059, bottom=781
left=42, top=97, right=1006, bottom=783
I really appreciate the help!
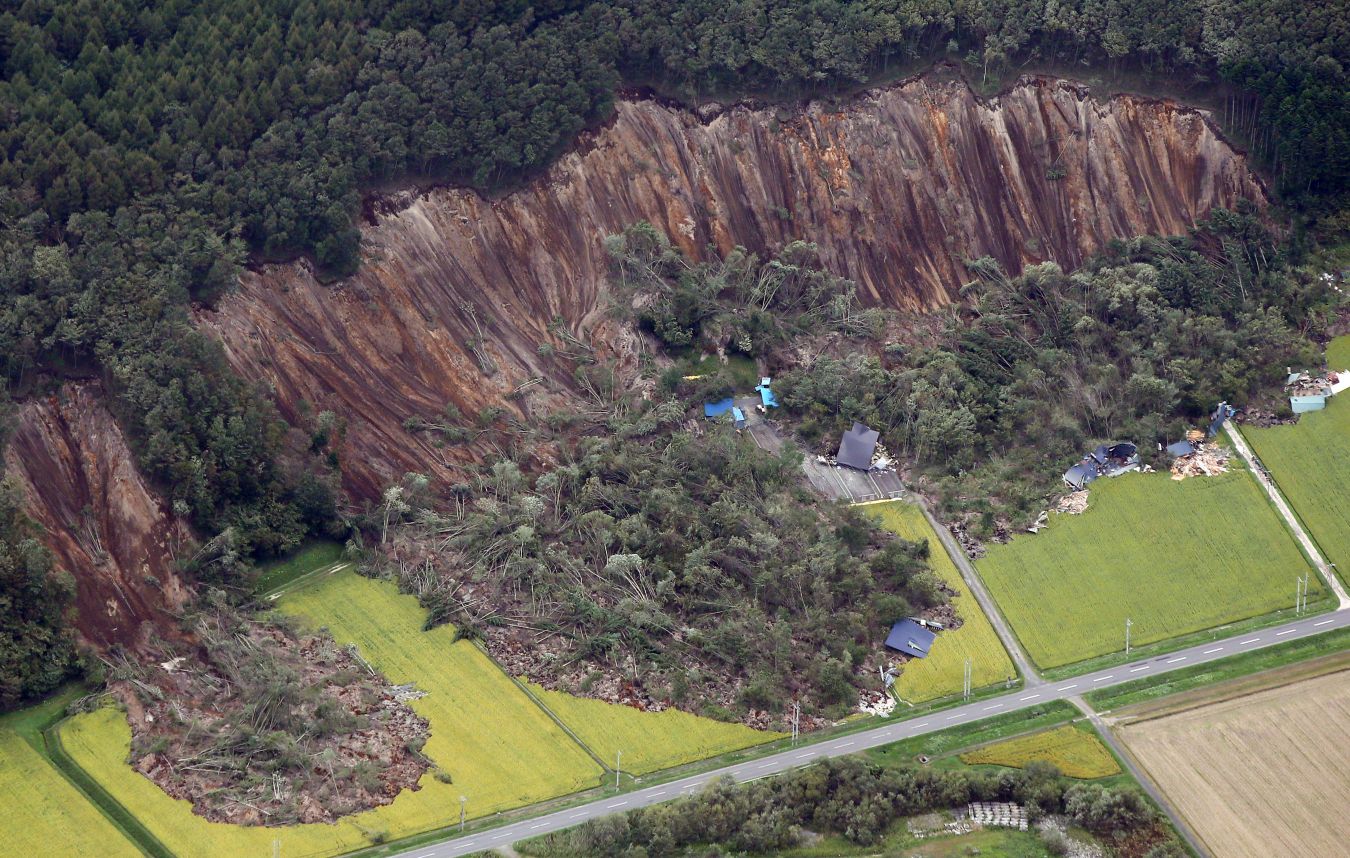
left=520, top=756, right=1185, bottom=856
left=0, top=0, right=1346, bottom=707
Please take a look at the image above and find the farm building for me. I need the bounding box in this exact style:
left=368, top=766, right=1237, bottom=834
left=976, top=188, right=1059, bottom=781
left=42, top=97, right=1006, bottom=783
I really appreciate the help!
left=837, top=421, right=880, bottom=470
left=1062, top=442, right=1140, bottom=490
left=703, top=398, right=735, bottom=418
left=885, top=618, right=936, bottom=657
left=755, top=377, right=779, bottom=408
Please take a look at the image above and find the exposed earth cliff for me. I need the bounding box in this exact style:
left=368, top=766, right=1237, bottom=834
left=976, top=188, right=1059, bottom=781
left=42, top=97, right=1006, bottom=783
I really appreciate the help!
left=198, top=72, right=1266, bottom=502
left=19, top=71, right=1268, bottom=646
left=5, top=383, right=193, bottom=649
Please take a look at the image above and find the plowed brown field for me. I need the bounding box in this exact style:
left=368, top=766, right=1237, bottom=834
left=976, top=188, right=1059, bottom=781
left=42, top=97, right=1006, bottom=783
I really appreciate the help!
left=1119, top=671, right=1350, bottom=857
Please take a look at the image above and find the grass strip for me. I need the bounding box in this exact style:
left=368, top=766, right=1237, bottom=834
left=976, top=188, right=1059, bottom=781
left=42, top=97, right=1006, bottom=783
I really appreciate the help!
left=1086, top=624, right=1350, bottom=711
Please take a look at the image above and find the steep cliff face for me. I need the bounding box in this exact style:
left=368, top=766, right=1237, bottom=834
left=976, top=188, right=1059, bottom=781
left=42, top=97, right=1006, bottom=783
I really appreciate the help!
left=6, top=384, right=193, bottom=649
left=198, top=72, right=1266, bottom=500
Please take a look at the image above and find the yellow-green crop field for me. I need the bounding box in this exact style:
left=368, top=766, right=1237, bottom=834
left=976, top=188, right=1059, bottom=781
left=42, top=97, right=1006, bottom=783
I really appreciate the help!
left=1244, top=335, right=1350, bottom=588
left=59, top=566, right=606, bottom=858
left=0, top=713, right=140, bottom=857
left=960, top=724, right=1119, bottom=779
left=527, top=683, right=783, bottom=774
left=863, top=500, right=1015, bottom=701
left=977, top=470, right=1315, bottom=669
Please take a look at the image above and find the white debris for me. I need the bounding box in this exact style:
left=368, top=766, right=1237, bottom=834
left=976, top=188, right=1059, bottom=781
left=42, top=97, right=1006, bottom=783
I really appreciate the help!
left=160, top=656, right=186, bottom=673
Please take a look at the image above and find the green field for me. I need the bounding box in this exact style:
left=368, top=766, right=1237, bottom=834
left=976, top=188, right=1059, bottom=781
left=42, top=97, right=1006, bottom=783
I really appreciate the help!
left=863, top=501, right=1016, bottom=700
left=527, top=683, right=783, bottom=775
left=960, top=724, right=1119, bottom=779
left=977, top=469, right=1316, bottom=669
left=60, top=567, right=606, bottom=858
left=1244, top=335, right=1350, bottom=587
left=0, top=705, right=141, bottom=858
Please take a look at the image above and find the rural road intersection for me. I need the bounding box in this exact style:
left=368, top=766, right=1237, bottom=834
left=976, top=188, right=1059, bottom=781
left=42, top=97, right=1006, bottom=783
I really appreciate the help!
left=392, top=607, right=1350, bottom=858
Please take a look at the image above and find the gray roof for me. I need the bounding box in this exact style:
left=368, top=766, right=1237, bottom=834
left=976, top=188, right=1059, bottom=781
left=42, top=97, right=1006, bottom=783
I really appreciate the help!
left=885, top=619, right=936, bottom=658
left=1166, top=440, right=1196, bottom=457
left=837, top=421, right=880, bottom=470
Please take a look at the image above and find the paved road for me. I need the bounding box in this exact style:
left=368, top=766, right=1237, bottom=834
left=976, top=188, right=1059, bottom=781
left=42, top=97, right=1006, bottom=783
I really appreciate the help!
left=914, top=499, right=1043, bottom=686
left=393, top=608, right=1350, bottom=858
left=1070, top=696, right=1211, bottom=858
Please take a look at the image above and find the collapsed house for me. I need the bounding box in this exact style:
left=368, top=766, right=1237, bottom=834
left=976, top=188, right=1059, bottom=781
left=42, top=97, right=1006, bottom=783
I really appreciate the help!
left=836, top=421, right=881, bottom=470
left=1061, top=442, right=1140, bottom=490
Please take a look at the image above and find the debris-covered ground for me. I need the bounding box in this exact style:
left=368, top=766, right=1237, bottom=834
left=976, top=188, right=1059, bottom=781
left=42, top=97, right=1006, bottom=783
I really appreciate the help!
left=1170, top=444, right=1231, bottom=480
left=112, top=606, right=430, bottom=826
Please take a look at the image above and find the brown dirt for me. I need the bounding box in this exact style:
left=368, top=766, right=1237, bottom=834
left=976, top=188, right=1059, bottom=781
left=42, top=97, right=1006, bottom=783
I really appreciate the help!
left=3, top=382, right=194, bottom=649
left=195, top=70, right=1266, bottom=506
left=117, top=617, right=430, bottom=826
left=1118, top=671, right=1350, bottom=858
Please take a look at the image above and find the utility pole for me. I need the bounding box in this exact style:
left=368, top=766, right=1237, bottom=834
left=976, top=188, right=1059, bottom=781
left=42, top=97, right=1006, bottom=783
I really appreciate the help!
left=615, top=750, right=622, bottom=789
left=459, top=795, right=467, bottom=833
left=962, top=658, right=972, bottom=701
left=791, top=701, right=800, bottom=745
left=1125, top=617, right=1132, bottom=656
left=272, top=840, right=279, bottom=858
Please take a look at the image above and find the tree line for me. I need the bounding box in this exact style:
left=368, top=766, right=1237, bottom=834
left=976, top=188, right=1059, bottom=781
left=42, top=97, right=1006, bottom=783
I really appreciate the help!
left=1, top=0, right=1344, bottom=709
left=519, top=755, right=1185, bottom=856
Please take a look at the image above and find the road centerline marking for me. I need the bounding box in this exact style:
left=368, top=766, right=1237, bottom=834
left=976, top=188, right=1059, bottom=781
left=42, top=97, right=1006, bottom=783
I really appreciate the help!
left=1165, top=656, right=1187, bottom=663
left=1019, top=694, right=1041, bottom=701
left=1314, top=619, right=1333, bottom=626
left=1203, top=647, right=1223, bottom=654
left=1275, top=629, right=1296, bottom=636
left=1239, top=637, right=1261, bottom=644
left=1058, top=684, right=1078, bottom=691
left=1129, top=666, right=1149, bottom=672
left=1092, top=675, right=1113, bottom=682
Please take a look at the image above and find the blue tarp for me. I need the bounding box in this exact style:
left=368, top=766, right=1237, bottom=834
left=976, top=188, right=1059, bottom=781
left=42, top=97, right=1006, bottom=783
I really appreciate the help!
left=1166, top=440, right=1196, bottom=457
left=1291, top=395, right=1327, bottom=414
left=885, top=619, right=936, bottom=658
left=703, top=398, right=735, bottom=418
left=732, top=406, right=746, bottom=428
left=755, top=380, right=779, bottom=408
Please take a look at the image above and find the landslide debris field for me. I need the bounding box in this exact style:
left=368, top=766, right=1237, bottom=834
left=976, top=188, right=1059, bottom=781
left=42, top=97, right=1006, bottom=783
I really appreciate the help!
left=977, top=468, right=1318, bottom=669
left=1244, top=335, right=1350, bottom=588
left=863, top=501, right=1015, bottom=701
left=1119, top=670, right=1350, bottom=858
left=54, top=567, right=781, bottom=858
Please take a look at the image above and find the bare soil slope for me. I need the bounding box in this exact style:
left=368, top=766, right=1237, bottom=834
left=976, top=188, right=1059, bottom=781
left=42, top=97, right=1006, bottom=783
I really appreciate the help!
left=5, top=383, right=193, bottom=648
left=1119, top=671, right=1350, bottom=857
left=198, top=71, right=1265, bottom=501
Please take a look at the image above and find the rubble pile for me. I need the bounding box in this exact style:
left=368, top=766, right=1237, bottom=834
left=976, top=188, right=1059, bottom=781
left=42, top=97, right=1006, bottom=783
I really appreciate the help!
left=1055, top=490, right=1089, bottom=515
left=1170, top=444, right=1230, bottom=480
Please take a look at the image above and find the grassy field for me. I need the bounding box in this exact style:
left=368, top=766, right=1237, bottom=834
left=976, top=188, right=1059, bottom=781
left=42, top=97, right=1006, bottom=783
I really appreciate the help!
left=863, top=501, right=1016, bottom=700
left=60, top=567, right=606, bottom=858
left=1119, top=670, right=1350, bottom=857
left=527, top=683, right=783, bottom=775
left=0, top=701, right=142, bottom=858
left=976, top=469, right=1315, bottom=669
left=959, top=724, right=1119, bottom=779
left=253, top=539, right=345, bottom=595
left=1243, top=335, right=1350, bottom=587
